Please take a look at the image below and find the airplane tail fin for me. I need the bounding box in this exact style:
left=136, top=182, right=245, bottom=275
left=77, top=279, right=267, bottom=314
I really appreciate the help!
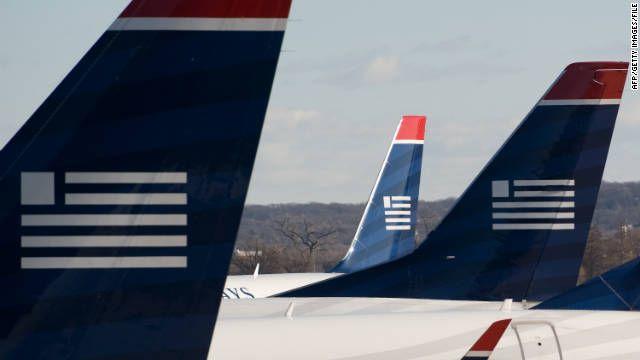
left=332, top=116, right=425, bottom=273
left=281, top=62, right=627, bottom=301
left=535, top=258, right=640, bottom=311
left=0, top=0, right=291, bottom=358
left=412, top=62, right=629, bottom=301
left=461, top=319, right=511, bottom=360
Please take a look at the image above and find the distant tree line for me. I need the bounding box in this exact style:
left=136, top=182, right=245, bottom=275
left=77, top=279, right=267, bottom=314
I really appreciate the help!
left=230, top=181, right=640, bottom=284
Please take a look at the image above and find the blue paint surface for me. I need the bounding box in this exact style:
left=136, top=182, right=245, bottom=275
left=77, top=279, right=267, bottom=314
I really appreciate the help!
left=536, top=258, right=640, bottom=311
left=333, top=143, right=422, bottom=273
left=0, top=29, right=285, bottom=358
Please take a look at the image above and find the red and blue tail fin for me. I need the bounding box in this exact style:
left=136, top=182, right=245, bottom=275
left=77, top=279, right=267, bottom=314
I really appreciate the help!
left=0, top=0, right=291, bottom=358
left=461, top=319, right=512, bottom=360
left=332, top=116, right=425, bottom=273
left=280, top=62, right=627, bottom=301
left=536, top=258, right=640, bottom=311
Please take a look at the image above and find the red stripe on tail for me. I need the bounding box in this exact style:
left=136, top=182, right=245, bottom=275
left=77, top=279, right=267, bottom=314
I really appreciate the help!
left=396, top=115, right=426, bottom=141
left=543, top=62, right=628, bottom=100
left=121, top=0, right=293, bottom=18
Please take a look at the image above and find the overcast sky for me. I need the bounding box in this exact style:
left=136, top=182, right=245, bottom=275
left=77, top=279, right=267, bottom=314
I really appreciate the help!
left=1, top=1, right=638, bottom=204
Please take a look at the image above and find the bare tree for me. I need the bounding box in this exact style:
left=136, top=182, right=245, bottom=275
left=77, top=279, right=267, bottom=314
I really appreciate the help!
left=231, top=238, right=285, bottom=275
left=274, top=217, right=336, bottom=272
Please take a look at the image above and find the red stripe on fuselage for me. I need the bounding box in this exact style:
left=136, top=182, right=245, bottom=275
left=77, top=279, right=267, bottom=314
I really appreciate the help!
left=469, top=319, right=511, bottom=352
left=543, top=62, right=628, bottom=100
left=121, top=0, right=293, bottom=18
left=396, top=115, right=426, bottom=141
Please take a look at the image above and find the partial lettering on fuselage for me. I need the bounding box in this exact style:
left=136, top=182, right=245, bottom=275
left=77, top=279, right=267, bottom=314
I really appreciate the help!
left=222, top=287, right=255, bottom=299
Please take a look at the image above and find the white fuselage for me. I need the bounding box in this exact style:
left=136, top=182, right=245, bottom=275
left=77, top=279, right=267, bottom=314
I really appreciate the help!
left=211, top=297, right=640, bottom=359
left=222, top=273, right=341, bottom=299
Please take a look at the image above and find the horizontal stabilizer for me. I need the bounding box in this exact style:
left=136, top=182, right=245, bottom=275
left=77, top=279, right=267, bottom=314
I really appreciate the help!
left=535, top=258, right=640, bottom=311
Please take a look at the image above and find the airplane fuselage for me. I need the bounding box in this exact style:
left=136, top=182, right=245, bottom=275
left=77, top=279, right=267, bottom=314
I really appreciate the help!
left=223, top=273, right=342, bottom=298
left=211, top=297, right=640, bottom=359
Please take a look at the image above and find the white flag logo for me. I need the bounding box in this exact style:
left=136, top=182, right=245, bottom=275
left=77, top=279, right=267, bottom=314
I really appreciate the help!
left=491, top=179, right=575, bottom=231
left=383, top=196, right=412, bottom=231
left=20, top=172, right=188, bottom=269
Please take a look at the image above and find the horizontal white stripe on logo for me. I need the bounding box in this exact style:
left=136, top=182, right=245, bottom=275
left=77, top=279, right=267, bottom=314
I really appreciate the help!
left=493, top=223, right=575, bottom=230
left=493, top=212, right=575, bottom=219
left=385, top=210, right=410, bottom=216
left=493, top=201, right=574, bottom=208
left=108, top=18, right=288, bottom=32
left=66, top=172, right=187, bottom=184
left=392, top=203, right=411, bottom=209
left=391, top=196, right=411, bottom=201
left=385, top=218, right=411, bottom=223
left=65, top=193, right=187, bottom=205
left=386, top=225, right=411, bottom=231
left=393, top=139, right=423, bottom=145
left=514, top=190, right=574, bottom=198
left=22, top=214, right=187, bottom=226
left=21, top=235, right=187, bottom=248
left=513, top=179, right=575, bottom=186
left=465, top=350, right=492, bottom=357
left=538, top=99, right=620, bottom=106
left=21, top=256, right=187, bottom=269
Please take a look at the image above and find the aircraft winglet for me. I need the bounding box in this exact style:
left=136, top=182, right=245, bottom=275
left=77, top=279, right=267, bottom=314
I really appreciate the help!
left=461, top=319, right=512, bottom=360
left=331, top=115, right=426, bottom=273
left=535, top=257, right=640, bottom=311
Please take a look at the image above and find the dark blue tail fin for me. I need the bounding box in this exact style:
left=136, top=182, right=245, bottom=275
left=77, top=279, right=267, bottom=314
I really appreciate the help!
left=332, top=116, right=425, bottom=273
left=281, top=62, right=627, bottom=301
left=536, top=258, right=640, bottom=311
left=0, top=0, right=291, bottom=358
